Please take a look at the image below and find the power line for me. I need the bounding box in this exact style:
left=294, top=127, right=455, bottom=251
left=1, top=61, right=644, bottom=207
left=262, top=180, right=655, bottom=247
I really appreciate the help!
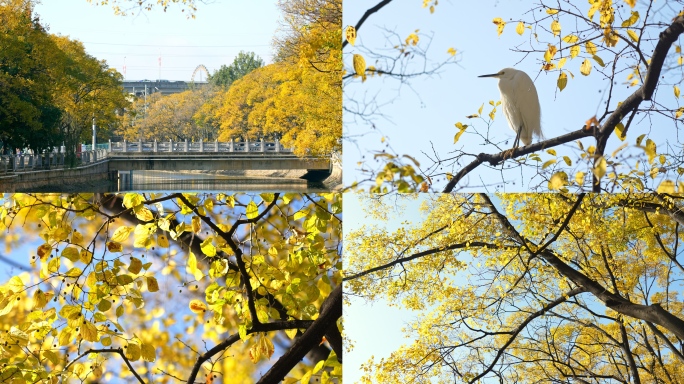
left=83, top=41, right=271, bottom=48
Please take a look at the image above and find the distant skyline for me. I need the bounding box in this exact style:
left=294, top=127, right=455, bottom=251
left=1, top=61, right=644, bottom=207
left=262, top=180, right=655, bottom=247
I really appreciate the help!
left=35, top=0, right=280, bottom=81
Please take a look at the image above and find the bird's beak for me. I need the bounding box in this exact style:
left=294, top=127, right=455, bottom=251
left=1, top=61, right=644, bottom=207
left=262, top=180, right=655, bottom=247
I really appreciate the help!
left=478, top=73, right=499, bottom=78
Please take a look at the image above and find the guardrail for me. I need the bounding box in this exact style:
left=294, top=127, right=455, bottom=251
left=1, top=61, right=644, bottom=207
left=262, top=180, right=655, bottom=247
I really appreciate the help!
left=0, top=149, right=107, bottom=175
left=108, top=139, right=291, bottom=153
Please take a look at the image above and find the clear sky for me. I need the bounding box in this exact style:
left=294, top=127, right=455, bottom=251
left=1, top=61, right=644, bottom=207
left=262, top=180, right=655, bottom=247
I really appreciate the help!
left=34, top=0, right=281, bottom=81
left=343, top=1, right=682, bottom=192
left=343, top=193, right=426, bottom=384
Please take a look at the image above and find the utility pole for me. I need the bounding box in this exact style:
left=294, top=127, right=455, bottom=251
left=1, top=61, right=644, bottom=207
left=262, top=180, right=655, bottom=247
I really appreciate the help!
left=92, top=114, right=96, bottom=151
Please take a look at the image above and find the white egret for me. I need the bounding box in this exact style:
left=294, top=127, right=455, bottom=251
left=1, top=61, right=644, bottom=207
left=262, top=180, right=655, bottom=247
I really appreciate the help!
left=479, top=68, right=542, bottom=153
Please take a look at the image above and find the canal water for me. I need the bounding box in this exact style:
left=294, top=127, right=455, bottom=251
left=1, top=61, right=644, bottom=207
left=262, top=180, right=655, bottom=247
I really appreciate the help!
left=115, top=170, right=328, bottom=192
left=22, top=170, right=331, bottom=192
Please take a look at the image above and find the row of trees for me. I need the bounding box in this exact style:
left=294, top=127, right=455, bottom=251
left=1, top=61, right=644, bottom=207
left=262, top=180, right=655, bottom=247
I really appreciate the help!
left=0, top=192, right=342, bottom=383
left=118, top=0, right=342, bottom=157
left=0, top=0, right=128, bottom=162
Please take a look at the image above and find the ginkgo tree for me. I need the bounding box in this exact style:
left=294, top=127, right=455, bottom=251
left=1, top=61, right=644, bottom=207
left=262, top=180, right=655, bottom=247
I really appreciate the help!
left=345, top=193, right=684, bottom=383
left=0, top=192, right=342, bottom=383
left=346, top=0, right=684, bottom=193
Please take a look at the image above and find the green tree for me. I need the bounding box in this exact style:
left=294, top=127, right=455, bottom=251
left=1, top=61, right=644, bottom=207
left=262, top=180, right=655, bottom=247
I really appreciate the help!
left=0, top=0, right=63, bottom=154
left=49, top=35, right=129, bottom=166
left=346, top=193, right=684, bottom=383
left=0, top=192, right=342, bottom=383
left=209, top=51, right=265, bottom=88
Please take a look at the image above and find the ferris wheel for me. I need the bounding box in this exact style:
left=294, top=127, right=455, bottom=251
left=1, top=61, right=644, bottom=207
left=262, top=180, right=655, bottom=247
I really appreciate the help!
left=191, top=64, right=210, bottom=83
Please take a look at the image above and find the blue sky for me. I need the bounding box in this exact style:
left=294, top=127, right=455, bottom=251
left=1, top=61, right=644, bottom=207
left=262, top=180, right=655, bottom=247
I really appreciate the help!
left=343, top=1, right=683, bottom=192
left=34, top=0, right=280, bottom=81
left=343, top=193, right=433, bottom=383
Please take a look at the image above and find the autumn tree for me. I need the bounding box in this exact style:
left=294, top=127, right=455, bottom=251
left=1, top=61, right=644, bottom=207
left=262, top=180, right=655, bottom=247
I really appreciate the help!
left=210, top=52, right=264, bottom=89
left=346, top=193, right=684, bottom=383
left=346, top=1, right=684, bottom=193
left=49, top=35, right=129, bottom=165
left=0, top=0, right=63, bottom=154
left=0, top=192, right=342, bottom=383
left=203, top=0, right=342, bottom=157
left=1, top=0, right=127, bottom=161
left=120, top=87, right=216, bottom=142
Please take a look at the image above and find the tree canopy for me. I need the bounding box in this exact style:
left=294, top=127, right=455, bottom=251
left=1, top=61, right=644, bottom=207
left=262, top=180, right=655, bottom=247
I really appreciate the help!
left=200, top=0, right=342, bottom=157
left=345, top=1, right=684, bottom=193
left=0, top=192, right=342, bottom=383
left=0, top=0, right=128, bottom=158
left=346, top=193, right=684, bottom=383
left=209, top=52, right=264, bottom=89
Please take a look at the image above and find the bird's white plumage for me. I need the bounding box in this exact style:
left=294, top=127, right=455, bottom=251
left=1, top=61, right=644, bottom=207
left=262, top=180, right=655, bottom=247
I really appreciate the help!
left=480, top=68, right=542, bottom=147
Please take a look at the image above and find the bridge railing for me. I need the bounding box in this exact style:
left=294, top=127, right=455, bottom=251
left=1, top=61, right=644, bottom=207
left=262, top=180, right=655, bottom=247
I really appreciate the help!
left=108, top=139, right=292, bottom=153
left=0, top=149, right=108, bottom=174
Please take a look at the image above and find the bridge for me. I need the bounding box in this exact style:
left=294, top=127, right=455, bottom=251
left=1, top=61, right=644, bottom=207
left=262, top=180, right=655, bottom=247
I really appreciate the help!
left=122, top=80, right=209, bottom=96
left=0, top=140, right=332, bottom=190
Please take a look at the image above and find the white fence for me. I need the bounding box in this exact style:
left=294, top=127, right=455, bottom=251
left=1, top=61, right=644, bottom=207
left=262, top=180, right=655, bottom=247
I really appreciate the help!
left=109, top=139, right=291, bottom=153
left=0, top=149, right=108, bottom=174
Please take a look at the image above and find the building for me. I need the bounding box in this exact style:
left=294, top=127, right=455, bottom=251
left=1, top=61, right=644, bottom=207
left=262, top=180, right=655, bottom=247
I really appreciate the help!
left=122, top=80, right=208, bottom=97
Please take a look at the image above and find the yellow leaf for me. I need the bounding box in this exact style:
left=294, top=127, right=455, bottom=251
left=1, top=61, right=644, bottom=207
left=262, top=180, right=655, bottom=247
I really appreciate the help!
left=593, top=156, right=607, bottom=180
left=546, top=8, right=559, bottom=14
left=141, top=343, right=156, bottom=362
left=570, top=45, right=580, bottom=58
left=405, top=32, right=419, bottom=46
left=575, top=171, right=586, bottom=185
left=80, top=321, right=99, bottom=342
left=344, top=25, right=356, bottom=46
left=111, top=226, right=133, bottom=243
left=657, top=180, right=676, bottom=193
left=627, top=29, right=639, bottom=42
left=492, top=17, right=506, bottom=36
left=546, top=149, right=557, bottom=156
left=353, top=54, right=367, bottom=81
left=645, top=138, right=657, bottom=164
left=133, top=223, right=155, bottom=249
left=562, top=34, right=578, bottom=43
left=592, top=55, right=605, bottom=67
left=135, top=207, right=153, bottom=222
left=516, top=21, right=524, bottom=35
left=125, top=343, right=141, bottom=361
left=551, top=20, right=561, bottom=36
left=624, top=0, right=636, bottom=8
left=246, top=201, right=259, bottom=220
left=548, top=172, right=569, bottom=190
left=621, top=10, right=639, bottom=26
left=106, top=241, right=123, bottom=253
left=157, top=234, right=169, bottom=248
left=580, top=59, right=592, bottom=76
left=129, top=257, right=143, bottom=274
left=557, top=57, right=567, bottom=69
left=200, top=238, right=216, bottom=257
left=557, top=71, right=567, bottom=91
left=146, top=276, right=159, bottom=292
left=585, top=41, right=597, bottom=55
left=675, top=85, right=681, bottom=98
left=542, top=159, right=556, bottom=169
left=192, top=215, right=201, bottom=233
left=37, top=243, right=52, bottom=259
left=614, top=122, right=626, bottom=141
left=189, top=299, right=207, bottom=314
left=447, top=47, right=457, bottom=56
left=562, top=156, right=572, bottom=166
left=61, top=246, right=79, bottom=262
left=544, top=45, right=557, bottom=62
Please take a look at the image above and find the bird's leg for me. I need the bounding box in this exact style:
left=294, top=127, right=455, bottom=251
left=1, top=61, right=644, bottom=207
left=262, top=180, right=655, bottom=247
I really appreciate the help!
left=504, top=126, right=522, bottom=160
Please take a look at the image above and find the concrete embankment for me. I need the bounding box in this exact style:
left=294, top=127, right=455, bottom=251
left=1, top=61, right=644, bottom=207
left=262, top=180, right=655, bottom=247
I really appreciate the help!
left=0, top=161, right=112, bottom=192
